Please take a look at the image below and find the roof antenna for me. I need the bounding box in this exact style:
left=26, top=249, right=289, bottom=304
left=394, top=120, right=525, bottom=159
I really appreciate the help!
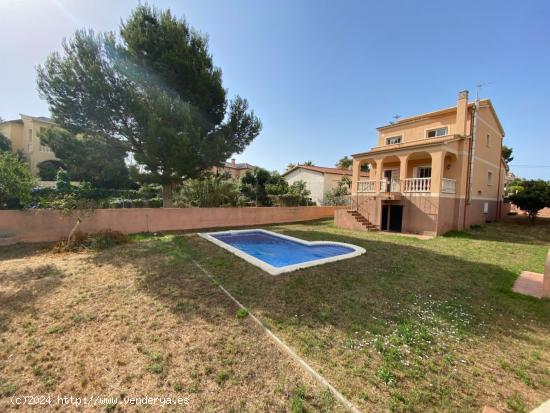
left=475, top=81, right=495, bottom=101
left=389, top=114, right=401, bottom=124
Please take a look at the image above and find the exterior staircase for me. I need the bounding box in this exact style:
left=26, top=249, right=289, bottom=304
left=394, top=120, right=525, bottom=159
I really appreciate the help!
left=346, top=210, right=379, bottom=231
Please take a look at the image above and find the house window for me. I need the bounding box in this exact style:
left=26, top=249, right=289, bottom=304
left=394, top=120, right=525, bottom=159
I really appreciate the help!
left=487, top=171, right=493, bottom=186
left=417, top=166, right=432, bottom=178
left=386, top=135, right=402, bottom=145
left=28, top=129, right=33, bottom=141
left=426, top=127, right=448, bottom=138
left=486, top=134, right=490, bottom=147
left=483, top=202, right=489, bottom=213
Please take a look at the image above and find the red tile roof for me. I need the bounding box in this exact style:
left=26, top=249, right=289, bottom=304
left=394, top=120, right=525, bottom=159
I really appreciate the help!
left=283, top=165, right=369, bottom=177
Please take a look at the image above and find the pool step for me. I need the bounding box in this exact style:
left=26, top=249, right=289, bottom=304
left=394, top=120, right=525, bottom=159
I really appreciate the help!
left=347, top=210, right=379, bottom=231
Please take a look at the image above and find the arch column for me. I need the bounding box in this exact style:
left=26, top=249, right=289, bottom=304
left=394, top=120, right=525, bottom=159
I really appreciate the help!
left=374, top=159, right=383, bottom=193
left=351, top=158, right=361, bottom=194
left=430, top=150, right=445, bottom=194
left=398, top=155, right=408, bottom=182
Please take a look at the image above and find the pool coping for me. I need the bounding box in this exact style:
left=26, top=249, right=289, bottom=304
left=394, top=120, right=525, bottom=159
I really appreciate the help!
left=198, top=228, right=366, bottom=275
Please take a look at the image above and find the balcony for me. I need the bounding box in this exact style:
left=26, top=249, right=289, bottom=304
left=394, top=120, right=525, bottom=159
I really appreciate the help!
left=357, top=177, right=456, bottom=194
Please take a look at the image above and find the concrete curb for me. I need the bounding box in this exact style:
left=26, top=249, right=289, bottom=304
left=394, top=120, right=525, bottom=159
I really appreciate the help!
left=192, top=259, right=363, bottom=413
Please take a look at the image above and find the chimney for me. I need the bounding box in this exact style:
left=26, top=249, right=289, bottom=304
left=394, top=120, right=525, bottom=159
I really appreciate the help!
left=456, top=90, right=468, bottom=136
left=231, top=158, right=236, bottom=166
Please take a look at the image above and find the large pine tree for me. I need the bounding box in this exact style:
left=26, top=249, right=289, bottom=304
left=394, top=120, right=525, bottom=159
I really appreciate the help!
left=37, top=5, right=261, bottom=206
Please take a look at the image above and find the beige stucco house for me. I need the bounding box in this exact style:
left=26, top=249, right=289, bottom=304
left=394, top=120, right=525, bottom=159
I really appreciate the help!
left=283, top=165, right=369, bottom=205
left=212, top=159, right=256, bottom=180
left=336, top=91, right=506, bottom=235
left=0, top=114, right=58, bottom=176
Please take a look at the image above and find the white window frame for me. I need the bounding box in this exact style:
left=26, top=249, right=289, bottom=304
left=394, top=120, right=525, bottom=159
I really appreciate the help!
left=385, top=135, right=402, bottom=145
left=426, top=127, right=448, bottom=139
left=413, top=165, right=432, bottom=178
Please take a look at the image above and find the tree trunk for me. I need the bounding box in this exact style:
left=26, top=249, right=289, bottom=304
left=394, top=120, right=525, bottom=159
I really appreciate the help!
left=162, top=183, right=174, bottom=208
left=67, top=216, right=82, bottom=247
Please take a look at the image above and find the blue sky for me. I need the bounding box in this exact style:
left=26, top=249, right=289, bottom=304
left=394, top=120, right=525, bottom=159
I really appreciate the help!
left=1, top=0, right=549, bottom=179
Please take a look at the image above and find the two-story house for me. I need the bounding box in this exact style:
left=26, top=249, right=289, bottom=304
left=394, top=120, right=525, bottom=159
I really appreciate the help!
left=0, top=114, right=59, bottom=176
left=212, top=158, right=256, bottom=180
left=335, top=91, right=506, bottom=235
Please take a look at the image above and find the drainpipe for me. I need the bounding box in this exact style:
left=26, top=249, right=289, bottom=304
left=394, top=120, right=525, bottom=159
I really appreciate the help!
left=463, top=103, right=478, bottom=229
left=496, top=137, right=504, bottom=218
left=467, top=99, right=479, bottom=204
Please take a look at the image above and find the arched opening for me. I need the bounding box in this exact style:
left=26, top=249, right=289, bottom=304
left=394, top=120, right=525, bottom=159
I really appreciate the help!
left=37, top=160, right=65, bottom=181
left=404, top=151, right=432, bottom=192
left=380, top=155, right=401, bottom=192
left=442, top=152, right=458, bottom=193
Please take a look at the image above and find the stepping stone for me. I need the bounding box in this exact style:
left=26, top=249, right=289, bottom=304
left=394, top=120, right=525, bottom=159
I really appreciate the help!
left=513, top=271, right=545, bottom=298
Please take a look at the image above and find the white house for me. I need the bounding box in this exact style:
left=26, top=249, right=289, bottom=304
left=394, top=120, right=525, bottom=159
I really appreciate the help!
left=282, top=165, right=369, bottom=205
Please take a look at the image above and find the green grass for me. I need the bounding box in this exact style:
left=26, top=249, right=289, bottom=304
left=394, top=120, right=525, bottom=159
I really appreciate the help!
left=185, top=216, right=550, bottom=412
left=235, top=308, right=249, bottom=319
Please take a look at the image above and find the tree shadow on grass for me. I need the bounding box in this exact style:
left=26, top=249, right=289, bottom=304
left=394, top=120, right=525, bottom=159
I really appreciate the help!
left=84, top=236, right=241, bottom=326
left=443, top=216, right=550, bottom=246
left=0, top=263, right=64, bottom=333
left=0, top=243, right=52, bottom=261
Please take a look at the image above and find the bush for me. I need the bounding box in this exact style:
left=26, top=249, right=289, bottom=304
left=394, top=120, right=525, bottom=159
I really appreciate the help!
left=0, top=152, right=36, bottom=209
left=175, top=176, right=239, bottom=207
left=509, top=179, right=550, bottom=220
left=53, top=230, right=130, bottom=252
left=108, top=197, right=163, bottom=208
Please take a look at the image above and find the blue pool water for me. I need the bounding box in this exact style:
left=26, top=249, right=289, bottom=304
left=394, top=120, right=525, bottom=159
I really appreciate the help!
left=211, top=231, right=354, bottom=268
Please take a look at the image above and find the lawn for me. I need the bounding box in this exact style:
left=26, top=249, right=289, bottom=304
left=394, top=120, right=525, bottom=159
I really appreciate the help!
left=0, top=237, right=344, bottom=412
left=190, top=217, right=550, bottom=413
left=1, top=217, right=549, bottom=412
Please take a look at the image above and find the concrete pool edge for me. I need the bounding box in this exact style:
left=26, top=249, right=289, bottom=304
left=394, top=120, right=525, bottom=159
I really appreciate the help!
left=198, top=228, right=366, bottom=276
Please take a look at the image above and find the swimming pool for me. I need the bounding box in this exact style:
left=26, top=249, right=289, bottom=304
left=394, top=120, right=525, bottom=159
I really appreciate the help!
left=199, top=229, right=365, bottom=275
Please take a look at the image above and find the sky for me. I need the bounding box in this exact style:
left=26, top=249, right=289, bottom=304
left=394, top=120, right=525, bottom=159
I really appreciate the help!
left=1, top=0, right=549, bottom=179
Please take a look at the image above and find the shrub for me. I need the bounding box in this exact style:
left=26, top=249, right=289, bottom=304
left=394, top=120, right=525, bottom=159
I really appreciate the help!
left=175, top=176, right=239, bottom=207
left=53, top=230, right=130, bottom=252
left=235, top=308, right=249, bottom=319
left=0, top=152, right=36, bottom=209
left=108, top=197, right=163, bottom=208
left=509, top=179, right=550, bottom=220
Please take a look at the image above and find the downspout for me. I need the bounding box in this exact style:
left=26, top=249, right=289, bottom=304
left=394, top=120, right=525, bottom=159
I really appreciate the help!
left=496, top=134, right=504, bottom=218
left=468, top=99, right=480, bottom=204
left=463, top=103, right=478, bottom=229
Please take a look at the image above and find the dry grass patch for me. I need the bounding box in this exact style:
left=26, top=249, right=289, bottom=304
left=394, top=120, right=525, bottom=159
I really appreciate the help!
left=0, top=236, right=345, bottom=412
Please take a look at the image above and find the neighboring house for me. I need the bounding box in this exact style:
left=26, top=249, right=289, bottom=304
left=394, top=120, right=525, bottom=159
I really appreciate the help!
left=0, top=114, right=59, bottom=176
left=212, top=158, right=256, bottom=179
left=337, top=90, right=506, bottom=235
left=282, top=165, right=369, bottom=205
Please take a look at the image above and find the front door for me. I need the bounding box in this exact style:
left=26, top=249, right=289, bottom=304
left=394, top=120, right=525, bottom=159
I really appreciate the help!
left=381, top=205, right=389, bottom=231
left=389, top=205, right=403, bottom=232
left=383, top=169, right=398, bottom=192
left=381, top=204, right=403, bottom=232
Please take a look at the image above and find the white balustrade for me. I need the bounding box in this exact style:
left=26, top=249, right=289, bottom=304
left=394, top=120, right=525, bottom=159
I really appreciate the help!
left=357, top=180, right=377, bottom=193
left=357, top=177, right=455, bottom=194
left=403, top=178, right=431, bottom=193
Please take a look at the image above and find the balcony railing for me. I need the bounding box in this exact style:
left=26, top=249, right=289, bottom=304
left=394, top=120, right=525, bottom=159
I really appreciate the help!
left=357, top=180, right=378, bottom=193
left=403, top=178, right=431, bottom=193
left=380, top=179, right=401, bottom=193
left=357, top=177, right=456, bottom=194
